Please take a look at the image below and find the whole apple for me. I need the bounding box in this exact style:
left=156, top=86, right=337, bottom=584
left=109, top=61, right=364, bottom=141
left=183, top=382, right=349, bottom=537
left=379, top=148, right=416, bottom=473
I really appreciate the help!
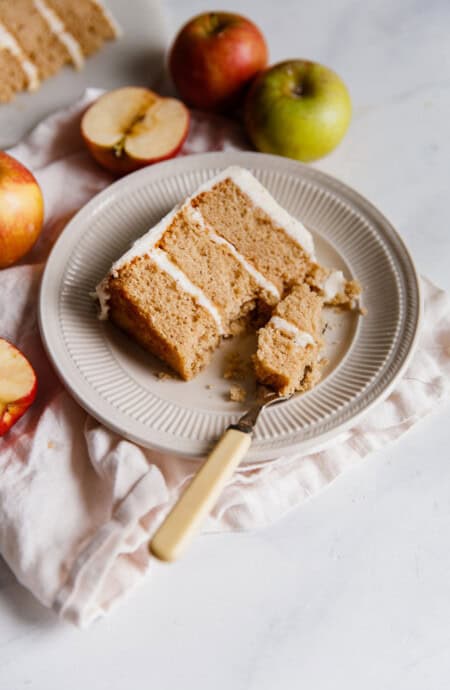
left=244, top=60, right=352, bottom=162
left=0, top=152, right=44, bottom=268
left=169, top=12, right=268, bottom=111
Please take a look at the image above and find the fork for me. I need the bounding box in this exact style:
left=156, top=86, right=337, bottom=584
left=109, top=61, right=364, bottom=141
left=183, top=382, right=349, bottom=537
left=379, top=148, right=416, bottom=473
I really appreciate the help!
left=150, top=387, right=289, bottom=562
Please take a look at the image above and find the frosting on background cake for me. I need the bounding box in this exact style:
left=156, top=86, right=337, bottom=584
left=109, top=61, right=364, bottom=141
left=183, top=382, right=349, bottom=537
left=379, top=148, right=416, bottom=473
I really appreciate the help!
left=95, top=166, right=360, bottom=393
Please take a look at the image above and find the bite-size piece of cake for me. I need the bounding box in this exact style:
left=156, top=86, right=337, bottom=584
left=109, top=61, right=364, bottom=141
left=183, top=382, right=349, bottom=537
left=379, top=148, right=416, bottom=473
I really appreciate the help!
left=95, top=166, right=358, bottom=392
left=253, top=283, right=324, bottom=396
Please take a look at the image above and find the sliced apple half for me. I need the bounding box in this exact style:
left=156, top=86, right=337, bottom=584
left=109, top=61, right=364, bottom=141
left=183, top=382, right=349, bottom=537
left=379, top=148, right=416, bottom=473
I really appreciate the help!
left=0, top=338, right=37, bottom=436
left=81, top=87, right=190, bottom=174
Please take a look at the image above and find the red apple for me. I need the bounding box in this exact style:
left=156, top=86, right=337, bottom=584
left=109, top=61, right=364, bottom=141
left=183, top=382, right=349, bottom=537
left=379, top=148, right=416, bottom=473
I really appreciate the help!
left=169, top=12, right=268, bottom=111
left=0, top=152, right=44, bottom=269
left=81, top=87, right=190, bottom=175
left=0, top=338, right=37, bottom=436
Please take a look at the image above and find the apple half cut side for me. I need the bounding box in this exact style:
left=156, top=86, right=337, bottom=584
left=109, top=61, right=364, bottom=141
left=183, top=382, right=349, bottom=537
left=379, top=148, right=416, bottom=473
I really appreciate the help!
left=0, top=338, right=37, bottom=436
left=81, top=87, right=190, bottom=175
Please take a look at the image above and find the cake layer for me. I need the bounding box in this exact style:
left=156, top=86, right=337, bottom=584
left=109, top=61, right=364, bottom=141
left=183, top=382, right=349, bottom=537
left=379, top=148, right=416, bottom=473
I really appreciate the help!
left=108, top=253, right=221, bottom=380
left=253, top=284, right=324, bottom=395
left=0, top=48, right=26, bottom=102
left=192, top=177, right=313, bottom=293
left=45, top=0, right=119, bottom=56
left=0, top=0, right=71, bottom=78
left=158, top=207, right=276, bottom=333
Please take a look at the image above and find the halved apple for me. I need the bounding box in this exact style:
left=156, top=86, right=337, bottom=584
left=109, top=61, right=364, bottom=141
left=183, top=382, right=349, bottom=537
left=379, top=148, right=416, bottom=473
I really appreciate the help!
left=0, top=338, right=37, bottom=436
left=81, top=87, right=190, bottom=174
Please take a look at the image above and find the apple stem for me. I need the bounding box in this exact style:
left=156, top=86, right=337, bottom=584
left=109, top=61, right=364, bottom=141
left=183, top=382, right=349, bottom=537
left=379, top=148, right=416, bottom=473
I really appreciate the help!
left=113, top=137, right=126, bottom=158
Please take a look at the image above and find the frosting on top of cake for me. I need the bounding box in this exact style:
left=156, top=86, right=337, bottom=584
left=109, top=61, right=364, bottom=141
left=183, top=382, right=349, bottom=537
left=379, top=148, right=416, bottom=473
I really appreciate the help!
left=34, top=0, right=85, bottom=69
left=269, top=316, right=315, bottom=348
left=0, top=22, right=40, bottom=91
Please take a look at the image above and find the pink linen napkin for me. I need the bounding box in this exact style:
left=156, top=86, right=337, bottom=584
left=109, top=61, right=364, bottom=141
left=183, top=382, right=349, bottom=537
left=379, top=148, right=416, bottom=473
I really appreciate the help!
left=1, top=89, right=449, bottom=627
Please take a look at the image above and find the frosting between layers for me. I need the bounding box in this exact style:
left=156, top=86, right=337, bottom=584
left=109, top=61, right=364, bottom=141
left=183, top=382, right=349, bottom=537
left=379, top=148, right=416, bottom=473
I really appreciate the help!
left=185, top=205, right=281, bottom=301
left=151, top=249, right=224, bottom=333
left=0, top=22, right=39, bottom=90
left=34, top=0, right=85, bottom=69
left=269, top=316, right=315, bottom=348
left=322, top=270, right=346, bottom=300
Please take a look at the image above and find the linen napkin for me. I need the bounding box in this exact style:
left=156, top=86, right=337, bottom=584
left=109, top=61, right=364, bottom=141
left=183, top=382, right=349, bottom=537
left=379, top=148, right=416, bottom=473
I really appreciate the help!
left=1, top=89, right=449, bottom=627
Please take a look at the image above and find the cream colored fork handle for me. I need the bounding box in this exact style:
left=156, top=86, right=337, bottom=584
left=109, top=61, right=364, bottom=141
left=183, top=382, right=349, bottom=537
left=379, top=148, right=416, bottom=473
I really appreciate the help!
left=150, top=428, right=251, bottom=562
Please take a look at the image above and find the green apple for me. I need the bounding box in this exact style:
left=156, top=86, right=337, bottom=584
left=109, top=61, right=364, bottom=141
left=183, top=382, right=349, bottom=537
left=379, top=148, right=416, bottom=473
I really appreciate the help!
left=244, top=60, right=352, bottom=162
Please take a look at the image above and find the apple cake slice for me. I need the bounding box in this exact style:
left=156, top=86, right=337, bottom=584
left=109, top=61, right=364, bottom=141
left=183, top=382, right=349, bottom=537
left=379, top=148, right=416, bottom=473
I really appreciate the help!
left=95, top=166, right=360, bottom=395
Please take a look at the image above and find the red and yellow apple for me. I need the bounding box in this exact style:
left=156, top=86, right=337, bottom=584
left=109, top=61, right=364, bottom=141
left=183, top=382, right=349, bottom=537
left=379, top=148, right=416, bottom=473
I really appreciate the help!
left=169, top=12, right=268, bottom=111
left=0, top=152, right=44, bottom=269
left=81, top=87, right=190, bottom=175
left=245, top=60, right=352, bottom=162
left=0, top=338, right=37, bottom=436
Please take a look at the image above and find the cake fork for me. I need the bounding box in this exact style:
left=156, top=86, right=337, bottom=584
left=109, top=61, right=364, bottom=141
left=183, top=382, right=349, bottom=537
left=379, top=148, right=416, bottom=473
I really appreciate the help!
left=150, top=386, right=289, bottom=562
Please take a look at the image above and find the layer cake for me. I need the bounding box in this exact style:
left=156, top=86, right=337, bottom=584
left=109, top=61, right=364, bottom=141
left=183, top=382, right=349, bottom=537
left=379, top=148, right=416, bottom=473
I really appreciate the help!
left=95, top=166, right=360, bottom=395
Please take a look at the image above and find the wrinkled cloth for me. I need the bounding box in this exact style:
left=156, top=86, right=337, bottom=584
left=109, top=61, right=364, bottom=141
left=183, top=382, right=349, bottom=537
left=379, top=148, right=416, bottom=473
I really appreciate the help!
left=1, top=89, right=449, bottom=627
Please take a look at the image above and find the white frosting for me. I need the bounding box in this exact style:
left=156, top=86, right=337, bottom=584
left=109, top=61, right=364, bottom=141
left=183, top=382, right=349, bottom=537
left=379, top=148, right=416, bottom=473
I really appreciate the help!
left=92, top=278, right=110, bottom=320
left=200, top=166, right=316, bottom=260
left=269, top=316, right=315, bottom=348
left=34, top=0, right=85, bottom=69
left=322, top=270, right=346, bottom=300
left=185, top=205, right=281, bottom=301
left=91, top=0, right=123, bottom=37
left=151, top=249, right=224, bottom=333
left=111, top=206, right=182, bottom=275
left=0, top=22, right=39, bottom=91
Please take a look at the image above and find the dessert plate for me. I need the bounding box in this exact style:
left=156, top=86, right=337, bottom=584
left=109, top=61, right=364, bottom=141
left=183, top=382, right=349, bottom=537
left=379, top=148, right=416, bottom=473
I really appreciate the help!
left=38, top=152, right=421, bottom=462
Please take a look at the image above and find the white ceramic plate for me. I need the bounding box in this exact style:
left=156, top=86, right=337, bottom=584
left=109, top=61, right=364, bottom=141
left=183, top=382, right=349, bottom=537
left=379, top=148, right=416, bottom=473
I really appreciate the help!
left=38, top=152, right=421, bottom=462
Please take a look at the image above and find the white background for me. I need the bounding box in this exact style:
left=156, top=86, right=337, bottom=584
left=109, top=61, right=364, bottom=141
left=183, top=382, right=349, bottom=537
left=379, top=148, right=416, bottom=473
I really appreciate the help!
left=1, top=1, right=450, bottom=688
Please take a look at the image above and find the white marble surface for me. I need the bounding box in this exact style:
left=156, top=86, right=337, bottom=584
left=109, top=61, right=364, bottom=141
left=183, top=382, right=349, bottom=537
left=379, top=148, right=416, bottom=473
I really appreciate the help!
left=1, top=1, right=450, bottom=688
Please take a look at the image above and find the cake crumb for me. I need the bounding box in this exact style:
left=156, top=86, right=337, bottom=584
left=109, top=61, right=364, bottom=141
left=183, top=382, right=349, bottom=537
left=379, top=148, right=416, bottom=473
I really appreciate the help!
left=359, top=306, right=368, bottom=316
left=157, top=371, right=173, bottom=381
left=223, top=352, right=248, bottom=380
left=206, top=384, right=214, bottom=390
left=229, top=384, right=247, bottom=402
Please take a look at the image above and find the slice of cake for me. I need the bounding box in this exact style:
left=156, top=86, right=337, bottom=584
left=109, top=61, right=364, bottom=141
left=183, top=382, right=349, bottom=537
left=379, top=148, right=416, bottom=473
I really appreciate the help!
left=95, top=166, right=359, bottom=394
left=253, top=283, right=324, bottom=396
left=0, top=0, right=119, bottom=102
